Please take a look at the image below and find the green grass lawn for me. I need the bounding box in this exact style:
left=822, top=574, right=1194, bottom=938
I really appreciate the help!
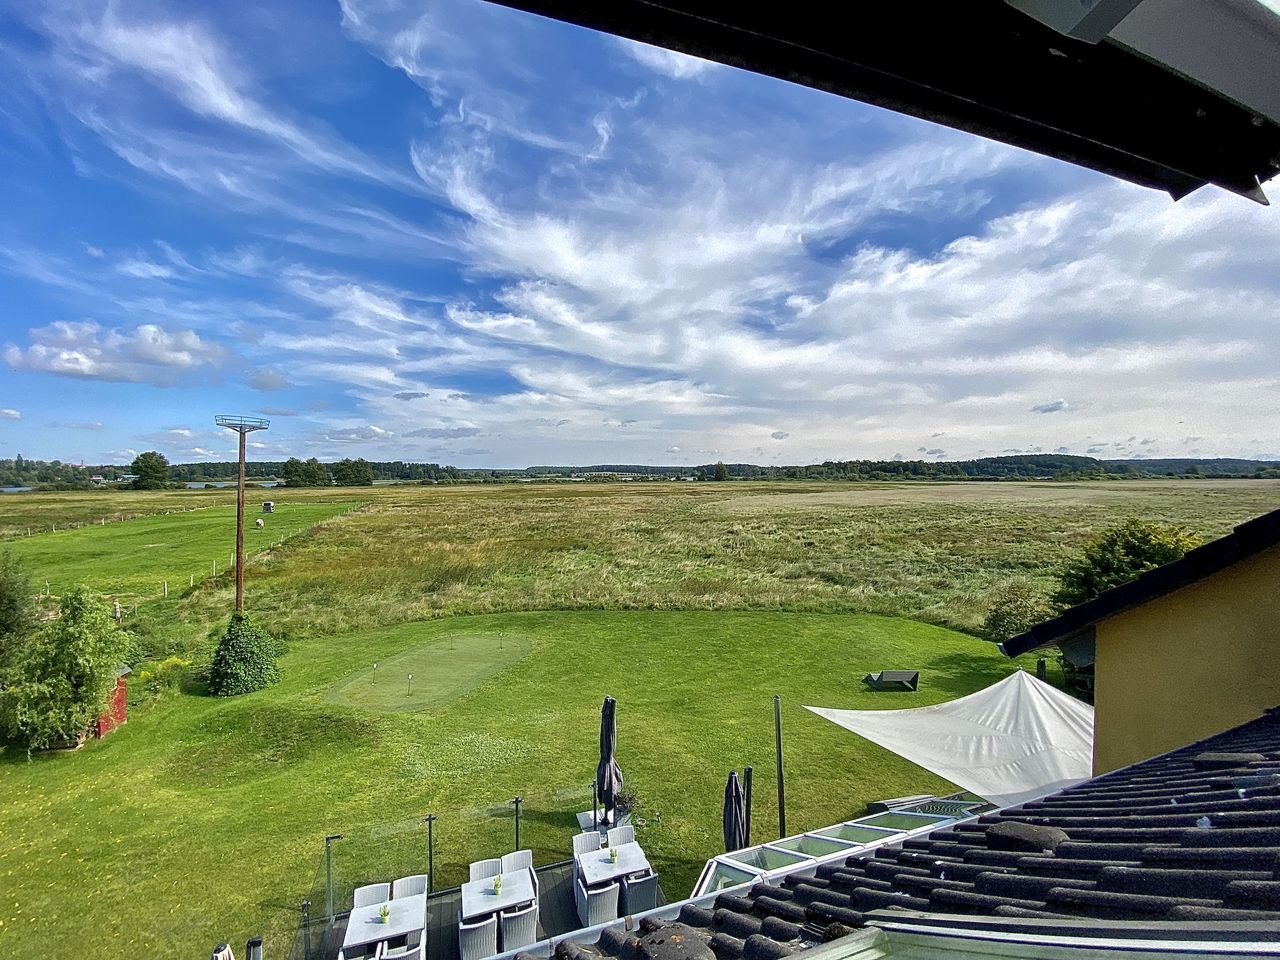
left=6, top=501, right=358, bottom=600
left=0, top=610, right=1040, bottom=959
left=1, top=480, right=1276, bottom=959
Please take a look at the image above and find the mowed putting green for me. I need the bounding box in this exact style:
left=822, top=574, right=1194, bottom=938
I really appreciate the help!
left=7, top=501, right=357, bottom=598
left=326, top=631, right=533, bottom=711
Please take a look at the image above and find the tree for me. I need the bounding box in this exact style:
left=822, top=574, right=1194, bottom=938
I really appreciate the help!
left=130, top=451, right=170, bottom=490
left=0, top=588, right=132, bottom=751
left=1054, top=518, right=1200, bottom=608
left=282, top=457, right=328, bottom=487
left=713, top=461, right=729, bottom=481
left=207, top=614, right=280, bottom=696
left=981, top=581, right=1053, bottom=644
left=332, top=457, right=374, bottom=486
left=0, top=552, right=33, bottom=669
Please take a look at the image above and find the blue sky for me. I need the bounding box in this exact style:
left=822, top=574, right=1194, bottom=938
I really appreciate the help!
left=1, top=0, right=1279, bottom=468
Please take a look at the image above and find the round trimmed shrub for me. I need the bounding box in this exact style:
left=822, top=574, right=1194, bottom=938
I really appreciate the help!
left=208, top=614, right=280, bottom=697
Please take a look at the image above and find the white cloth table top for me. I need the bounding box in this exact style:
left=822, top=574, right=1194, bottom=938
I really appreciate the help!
left=577, top=841, right=651, bottom=887
left=343, top=893, right=426, bottom=951
left=805, top=670, right=1095, bottom=809
left=460, top=868, right=536, bottom=922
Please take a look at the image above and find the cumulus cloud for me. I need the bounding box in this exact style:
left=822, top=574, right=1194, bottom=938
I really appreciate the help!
left=1031, top=399, right=1071, bottom=414
left=402, top=425, right=481, bottom=439
left=321, top=425, right=394, bottom=442
left=4, top=322, right=226, bottom=384
left=0, top=408, right=21, bottom=420
left=246, top=367, right=293, bottom=391
left=51, top=419, right=104, bottom=430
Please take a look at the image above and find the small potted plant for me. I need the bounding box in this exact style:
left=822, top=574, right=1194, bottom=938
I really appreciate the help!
left=609, top=847, right=619, bottom=864
left=493, top=874, right=503, bottom=895
left=378, top=904, right=390, bottom=924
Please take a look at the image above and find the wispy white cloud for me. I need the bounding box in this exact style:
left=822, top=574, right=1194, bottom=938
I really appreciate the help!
left=617, top=39, right=717, bottom=80
left=0, top=408, right=22, bottom=420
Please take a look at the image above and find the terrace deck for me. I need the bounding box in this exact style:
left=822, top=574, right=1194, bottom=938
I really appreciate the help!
left=299, top=860, right=667, bottom=960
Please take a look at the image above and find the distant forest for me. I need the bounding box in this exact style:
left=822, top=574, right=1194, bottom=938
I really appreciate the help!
left=2, top=453, right=1278, bottom=491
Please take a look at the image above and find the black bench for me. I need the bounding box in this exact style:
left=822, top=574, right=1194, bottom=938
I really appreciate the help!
left=862, top=670, right=920, bottom=691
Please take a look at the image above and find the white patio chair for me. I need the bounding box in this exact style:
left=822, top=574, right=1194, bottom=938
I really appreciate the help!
left=606, top=825, right=635, bottom=847
left=502, top=849, right=537, bottom=895
left=621, top=871, right=658, bottom=915
left=458, top=911, right=498, bottom=960
left=500, top=901, right=539, bottom=951
left=574, top=877, right=619, bottom=927
left=382, top=933, right=424, bottom=960
left=338, top=944, right=386, bottom=960
left=469, top=858, right=502, bottom=882
left=572, top=832, right=602, bottom=857
left=353, top=882, right=391, bottom=908
left=392, top=874, right=427, bottom=899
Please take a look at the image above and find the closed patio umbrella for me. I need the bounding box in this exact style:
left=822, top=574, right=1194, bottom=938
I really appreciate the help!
left=723, top=770, right=746, bottom=853
left=596, top=695, right=624, bottom=825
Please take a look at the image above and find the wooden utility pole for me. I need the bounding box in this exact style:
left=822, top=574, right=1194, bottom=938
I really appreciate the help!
left=235, top=427, right=246, bottom=613
left=214, top=415, right=270, bottom=615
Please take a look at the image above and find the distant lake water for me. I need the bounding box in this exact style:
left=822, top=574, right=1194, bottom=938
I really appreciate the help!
left=185, top=481, right=279, bottom=489
left=0, top=486, right=33, bottom=494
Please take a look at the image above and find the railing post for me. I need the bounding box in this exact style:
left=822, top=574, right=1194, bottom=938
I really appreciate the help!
left=423, top=814, right=437, bottom=893
left=511, top=796, right=522, bottom=850
left=744, top=765, right=753, bottom=846
left=324, top=834, right=343, bottom=928
left=774, top=695, right=786, bottom=838
left=301, top=900, right=311, bottom=959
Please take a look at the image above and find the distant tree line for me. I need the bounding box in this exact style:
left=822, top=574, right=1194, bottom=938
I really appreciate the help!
left=3, top=453, right=1278, bottom=492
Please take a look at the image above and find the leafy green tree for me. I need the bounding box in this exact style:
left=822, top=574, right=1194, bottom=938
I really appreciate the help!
left=207, top=614, right=280, bottom=696
left=1054, top=518, right=1200, bottom=608
left=130, top=450, right=170, bottom=490
left=0, top=552, right=33, bottom=668
left=713, top=461, right=729, bottom=481
left=0, top=588, right=132, bottom=751
left=982, top=581, right=1053, bottom=644
left=332, top=457, right=374, bottom=486
left=282, top=457, right=328, bottom=487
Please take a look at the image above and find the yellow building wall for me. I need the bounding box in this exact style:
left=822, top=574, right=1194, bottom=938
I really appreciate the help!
left=1093, top=542, right=1280, bottom=774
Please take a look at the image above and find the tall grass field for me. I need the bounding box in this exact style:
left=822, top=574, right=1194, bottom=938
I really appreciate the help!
left=0, top=479, right=1276, bottom=958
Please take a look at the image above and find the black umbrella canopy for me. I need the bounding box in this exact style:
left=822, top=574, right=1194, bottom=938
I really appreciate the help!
left=596, top=695, right=624, bottom=824
left=723, top=770, right=747, bottom=853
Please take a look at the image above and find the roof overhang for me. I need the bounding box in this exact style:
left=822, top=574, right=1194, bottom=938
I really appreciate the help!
left=483, top=0, right=1280, bottom=202
left=1002, top=506, right=1280, bottom=657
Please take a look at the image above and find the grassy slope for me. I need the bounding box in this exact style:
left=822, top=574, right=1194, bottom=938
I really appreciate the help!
left=7, top=502, right=356, bottom=600
left=0, top=611, right=1034, bottom=958
left=108, top=479, right=1280, bottom=649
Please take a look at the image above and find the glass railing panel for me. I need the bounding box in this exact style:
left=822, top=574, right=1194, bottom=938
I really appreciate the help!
left=813, top=823, right=900, bottom=843
left=768, top=834, right=855, bottom=857
left=858, top=811, right=949, bottom=831
left=723, top=846, right=810, bottom=872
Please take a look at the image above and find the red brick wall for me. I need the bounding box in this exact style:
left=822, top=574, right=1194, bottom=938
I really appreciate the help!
left=95, top=677, right=127, bottom=739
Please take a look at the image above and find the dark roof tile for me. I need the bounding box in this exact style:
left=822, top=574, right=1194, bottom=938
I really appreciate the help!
left=1045, top=887, right=1219, bottom=919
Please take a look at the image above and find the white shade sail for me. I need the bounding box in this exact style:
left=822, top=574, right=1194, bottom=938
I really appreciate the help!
left=805, top=670, right=1094, bottom=809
